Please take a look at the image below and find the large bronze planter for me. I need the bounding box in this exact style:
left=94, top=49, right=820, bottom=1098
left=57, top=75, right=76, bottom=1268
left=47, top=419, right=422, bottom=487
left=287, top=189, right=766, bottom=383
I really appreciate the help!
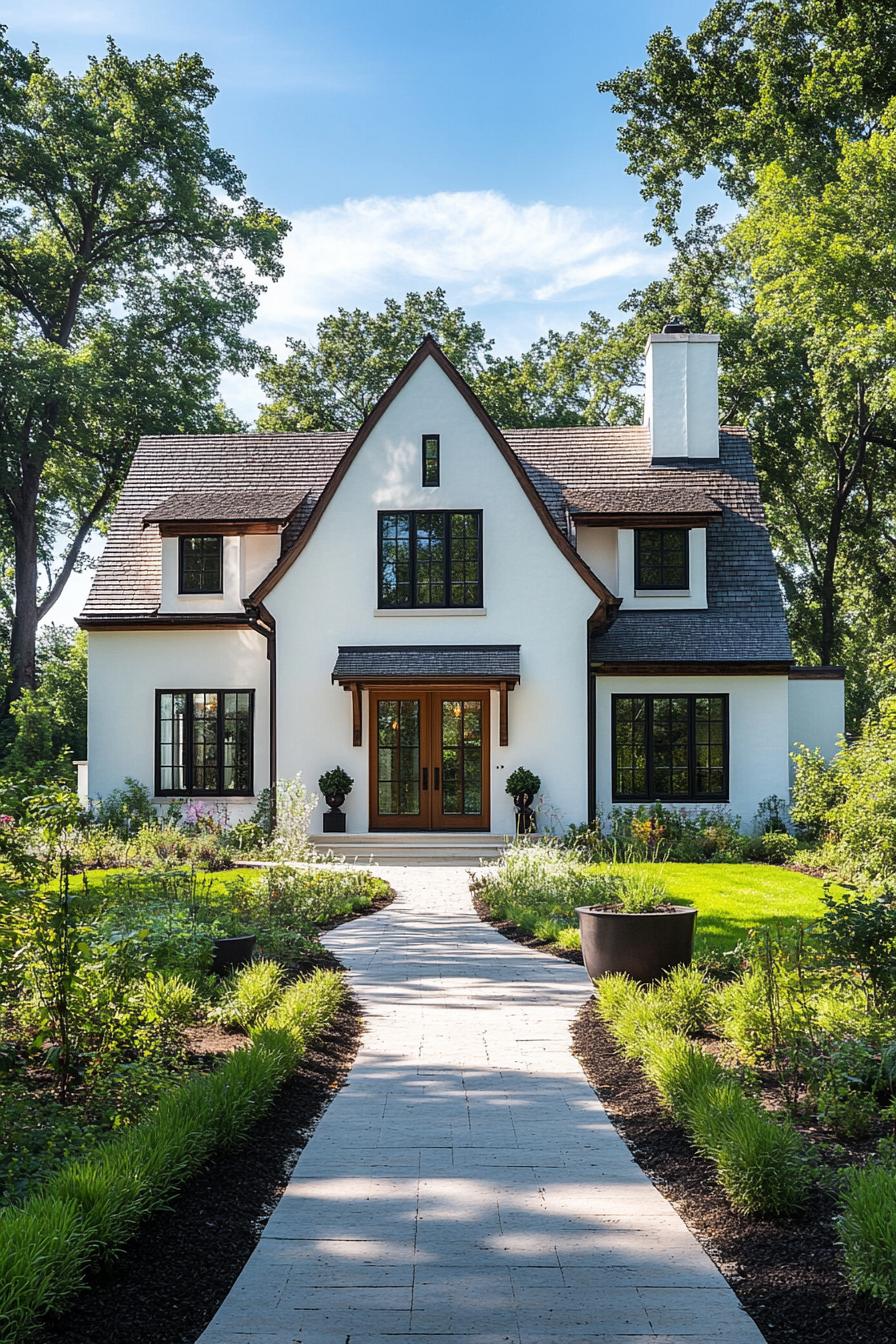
left=575, top=904, right=697, bottom=984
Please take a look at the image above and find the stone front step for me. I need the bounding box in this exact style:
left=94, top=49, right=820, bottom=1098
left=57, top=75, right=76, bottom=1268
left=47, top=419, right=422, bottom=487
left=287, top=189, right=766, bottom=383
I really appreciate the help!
left=309, top=832, right=509, bottom=866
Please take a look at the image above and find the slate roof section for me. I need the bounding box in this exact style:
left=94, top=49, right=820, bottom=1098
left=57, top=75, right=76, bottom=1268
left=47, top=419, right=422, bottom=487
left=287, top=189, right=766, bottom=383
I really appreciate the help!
left=563, top=486, right=722, bottom=519
left=80, top=420, right=790, bottom=667
left=81, top=433, right=351, bottom=618
left=591, top=612, right=792, bottom=666
left=332, top=645, right=521, bottom=682
left=143, top=487, right=307, bottom=526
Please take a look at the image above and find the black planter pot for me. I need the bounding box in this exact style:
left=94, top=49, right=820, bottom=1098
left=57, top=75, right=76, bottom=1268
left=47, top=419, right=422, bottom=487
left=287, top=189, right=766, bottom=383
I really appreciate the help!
left=211, top=933, right=257, bottom=977
left=513, top=790, right=537, bottom=836
left=575, top=905, right=697, bottom=984
left=323, top=791, right=347, bottom=833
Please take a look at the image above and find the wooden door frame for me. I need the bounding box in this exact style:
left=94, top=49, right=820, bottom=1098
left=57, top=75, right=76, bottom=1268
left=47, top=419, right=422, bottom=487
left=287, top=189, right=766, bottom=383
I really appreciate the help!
left=368, top=684, right=491, bottom=831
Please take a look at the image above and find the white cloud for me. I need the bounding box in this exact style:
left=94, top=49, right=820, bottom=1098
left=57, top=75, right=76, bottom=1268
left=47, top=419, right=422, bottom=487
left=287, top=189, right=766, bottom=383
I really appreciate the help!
left=214, top=188, right=665, bottom=425
left=254, top=190, right=659, bottom=349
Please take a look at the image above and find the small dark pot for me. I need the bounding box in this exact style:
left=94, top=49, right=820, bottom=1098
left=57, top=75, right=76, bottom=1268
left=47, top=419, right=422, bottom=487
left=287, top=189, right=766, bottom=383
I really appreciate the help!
left=323, top=811, right=347, bottom=833
left=325, top=791, right=346, bottom=812
left=513, top=790, right=537, bottom=835
left=576, top=905, right=696, bottom=984
left=211, top=933, right=256, bottom=977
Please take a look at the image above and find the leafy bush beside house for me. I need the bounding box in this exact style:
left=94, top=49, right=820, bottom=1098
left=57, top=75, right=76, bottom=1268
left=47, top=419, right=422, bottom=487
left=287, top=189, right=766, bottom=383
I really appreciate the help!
left=791, top=695, right=896, bottom=880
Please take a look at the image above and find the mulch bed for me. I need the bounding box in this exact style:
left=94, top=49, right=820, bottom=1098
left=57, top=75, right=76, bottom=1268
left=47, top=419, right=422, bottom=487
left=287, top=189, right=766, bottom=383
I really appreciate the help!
left=571, top=1003, right=896, bottom=1344
left=29, top=886, right=400, bottom=1344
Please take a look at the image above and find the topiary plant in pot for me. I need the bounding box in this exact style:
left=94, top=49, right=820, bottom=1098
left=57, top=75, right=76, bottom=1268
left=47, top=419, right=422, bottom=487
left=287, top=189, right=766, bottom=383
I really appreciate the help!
left=505, top=766, right=541, bottom=836
left=318, top=766, right=354, bottom=833
left=576, top=867, right=696, bottom=984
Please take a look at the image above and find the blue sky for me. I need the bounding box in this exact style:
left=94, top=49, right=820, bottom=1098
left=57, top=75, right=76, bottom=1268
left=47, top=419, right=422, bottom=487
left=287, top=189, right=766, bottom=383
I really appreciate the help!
left=12, top=0, right=718, bottom=621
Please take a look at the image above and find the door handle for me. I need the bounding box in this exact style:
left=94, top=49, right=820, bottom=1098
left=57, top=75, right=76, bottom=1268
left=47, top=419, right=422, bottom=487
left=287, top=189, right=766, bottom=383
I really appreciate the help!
left=434, top=767, right=440, bottom=790
left=422, top=767, right=428, bottom=790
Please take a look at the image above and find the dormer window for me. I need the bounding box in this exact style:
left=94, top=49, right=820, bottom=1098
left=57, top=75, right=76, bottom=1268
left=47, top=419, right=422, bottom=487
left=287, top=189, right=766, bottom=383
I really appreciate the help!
left=422, top=434, right=440, bottom=487
left=179, top=535, right=223, bottom=594
left=635, top=527, right=689, bottom=591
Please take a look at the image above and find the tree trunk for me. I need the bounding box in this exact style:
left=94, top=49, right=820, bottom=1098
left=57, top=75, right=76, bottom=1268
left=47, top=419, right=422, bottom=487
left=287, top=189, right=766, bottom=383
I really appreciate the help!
left=8, top=473, right=41, bottom=703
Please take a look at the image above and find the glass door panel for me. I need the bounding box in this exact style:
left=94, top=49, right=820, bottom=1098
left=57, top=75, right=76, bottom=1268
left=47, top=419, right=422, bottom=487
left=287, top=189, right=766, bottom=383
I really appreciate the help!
left=432, top=693, right=489, bottom=830
left=370, top=693, right=430, bottom=829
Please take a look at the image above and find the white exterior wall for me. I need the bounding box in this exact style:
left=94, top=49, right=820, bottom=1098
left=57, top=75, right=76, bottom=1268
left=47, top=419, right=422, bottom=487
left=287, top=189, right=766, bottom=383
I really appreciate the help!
left=595, top=674, right=790, bottom=829
left=265, top=355, right=599, bottom=834
left=575, top=528, right=618, bottom=594
left=643, top=333, right=720, bottom=460
left=86, top=628, right=270, bottom=820
left=788, top=677, right=845, bottom=775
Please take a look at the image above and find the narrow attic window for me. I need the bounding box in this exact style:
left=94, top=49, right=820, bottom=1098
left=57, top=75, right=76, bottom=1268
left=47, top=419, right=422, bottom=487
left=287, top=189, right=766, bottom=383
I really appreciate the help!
left=422, top=434, right=440, bottom=487
left=179, top=535, right=223, bottom=594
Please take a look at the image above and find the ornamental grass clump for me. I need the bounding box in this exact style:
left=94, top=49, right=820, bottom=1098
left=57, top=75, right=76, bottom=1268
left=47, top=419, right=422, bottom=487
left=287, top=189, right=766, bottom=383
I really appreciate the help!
left=839, top=1157, right=896, bottom=1306
left=596, top=972, right=810, bottom=1218
left=0, top=1197, right=90, bottom=1343
left=215, top=958, right=285, bottom=1030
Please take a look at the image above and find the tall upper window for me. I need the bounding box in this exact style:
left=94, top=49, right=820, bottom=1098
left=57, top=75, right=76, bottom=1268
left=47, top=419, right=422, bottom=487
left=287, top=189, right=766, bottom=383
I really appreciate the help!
left=179, top=535, right=223, bottom=594
left=378, top=511, right=482, bottom=608
left=422, top=434, right=440, bottom=487
left=635, top=527, right=689, bottom=590
left=156, top=690, right=253, bottom=795
left=612, top=694, right=728, bottom=802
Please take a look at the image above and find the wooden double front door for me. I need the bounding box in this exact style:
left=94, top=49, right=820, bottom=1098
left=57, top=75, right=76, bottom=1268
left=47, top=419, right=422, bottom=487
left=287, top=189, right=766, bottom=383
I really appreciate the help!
left=370, top=689, right=490, bottom=830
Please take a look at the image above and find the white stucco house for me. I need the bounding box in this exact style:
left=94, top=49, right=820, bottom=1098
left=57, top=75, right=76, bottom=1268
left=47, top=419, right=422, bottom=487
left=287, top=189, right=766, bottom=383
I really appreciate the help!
left=78, top=326, right=844, bottom=839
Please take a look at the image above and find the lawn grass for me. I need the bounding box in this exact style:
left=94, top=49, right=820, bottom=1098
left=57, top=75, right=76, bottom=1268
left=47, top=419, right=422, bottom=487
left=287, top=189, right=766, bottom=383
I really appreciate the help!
left=584, top=862, right=848, bottom=956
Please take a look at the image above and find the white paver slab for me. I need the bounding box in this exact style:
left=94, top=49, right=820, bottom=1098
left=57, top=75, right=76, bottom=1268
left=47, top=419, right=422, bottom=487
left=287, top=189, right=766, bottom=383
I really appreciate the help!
left=197, top=865, right=765, bottom=1343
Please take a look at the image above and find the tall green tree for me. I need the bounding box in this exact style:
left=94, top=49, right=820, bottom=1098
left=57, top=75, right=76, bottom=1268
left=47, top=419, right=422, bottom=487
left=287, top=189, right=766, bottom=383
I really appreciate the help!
left=257, top=289, right=641, bottom=432
left=0, top=32, right=288, bottom=706
left=257, top=290, right=493, bottom=431
left=600, top=0, right=896, bottom=702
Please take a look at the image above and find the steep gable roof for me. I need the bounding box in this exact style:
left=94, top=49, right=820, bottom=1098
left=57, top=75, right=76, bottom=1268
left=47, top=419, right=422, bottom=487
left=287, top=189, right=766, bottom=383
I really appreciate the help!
left=248, top=337, right=617, bottom=612
left=79, top=348, right=790, bottom=666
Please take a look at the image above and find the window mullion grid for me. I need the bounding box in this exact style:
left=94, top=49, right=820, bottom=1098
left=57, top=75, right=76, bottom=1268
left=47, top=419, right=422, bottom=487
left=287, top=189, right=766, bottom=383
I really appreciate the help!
left=688, top=696, right=697, bottom=800
left=217, top=690, right=226, bottom=795
left=444, top=511, right=452, bottom=607
left=646, top=696, right=655, bottom=800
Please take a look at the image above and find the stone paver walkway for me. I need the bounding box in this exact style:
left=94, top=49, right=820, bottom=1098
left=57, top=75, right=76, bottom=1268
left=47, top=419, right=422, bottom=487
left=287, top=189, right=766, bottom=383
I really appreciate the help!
left=198, top=866, right=765, bottom=1344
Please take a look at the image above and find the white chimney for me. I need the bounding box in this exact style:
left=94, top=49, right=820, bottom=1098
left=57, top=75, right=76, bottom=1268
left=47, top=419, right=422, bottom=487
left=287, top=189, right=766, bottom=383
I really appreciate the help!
left=643, top=320, right=720, bottom=459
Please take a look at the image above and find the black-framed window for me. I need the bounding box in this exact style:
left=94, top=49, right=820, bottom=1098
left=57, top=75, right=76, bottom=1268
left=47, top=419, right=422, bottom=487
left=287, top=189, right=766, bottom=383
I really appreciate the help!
left=635, top=528, right=689, bottom=590
left=179, top=535, right=223, bottom=594
left=156, top=690, right=254, bottom=796
left=422, top=434, right=440, bottom=487
left=378, top=511, right=482, bottom=608
left=612, top=694, right=728, bottom=802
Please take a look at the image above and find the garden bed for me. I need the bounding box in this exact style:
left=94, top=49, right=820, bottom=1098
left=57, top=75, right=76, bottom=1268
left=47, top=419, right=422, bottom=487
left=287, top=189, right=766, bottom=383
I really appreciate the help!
left=33, top=994, right=363, bottom=1344
left=571, top=1003, right=896, bottom=1344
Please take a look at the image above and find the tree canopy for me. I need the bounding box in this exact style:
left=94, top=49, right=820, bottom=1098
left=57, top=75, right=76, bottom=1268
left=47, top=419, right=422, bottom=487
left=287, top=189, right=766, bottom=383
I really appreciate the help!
left=0, top=32, right=288, bottom=706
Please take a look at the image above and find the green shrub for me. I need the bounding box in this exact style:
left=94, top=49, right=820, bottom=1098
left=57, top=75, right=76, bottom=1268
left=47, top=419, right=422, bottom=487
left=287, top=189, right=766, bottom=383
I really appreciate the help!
left=653, top=964, right=712, bottom=1035
left=215, top=959, right=285, bottom=1030
left=139, top=971, right=198, bottom=1034
left=0, top=1197, right=91, bottom=1342
left=817, top=884, right=896, bottom=1012
left=640, top=1033, right=727, bottom=1114
left=712, top=969, right=775, bottom=1063
left=259, top=968, right=345, bottom=1045
left=600, top=979, right=810, bottom=1218
left=688, top=1082, right=811, bottom=1217
left=839, top=1158, right=896, bottom=1305
left=94, top=779, right=156, bottom=838
left=760, top=831, right=798, bottom=865
left=817, top=1085, right=879, bottom=1140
